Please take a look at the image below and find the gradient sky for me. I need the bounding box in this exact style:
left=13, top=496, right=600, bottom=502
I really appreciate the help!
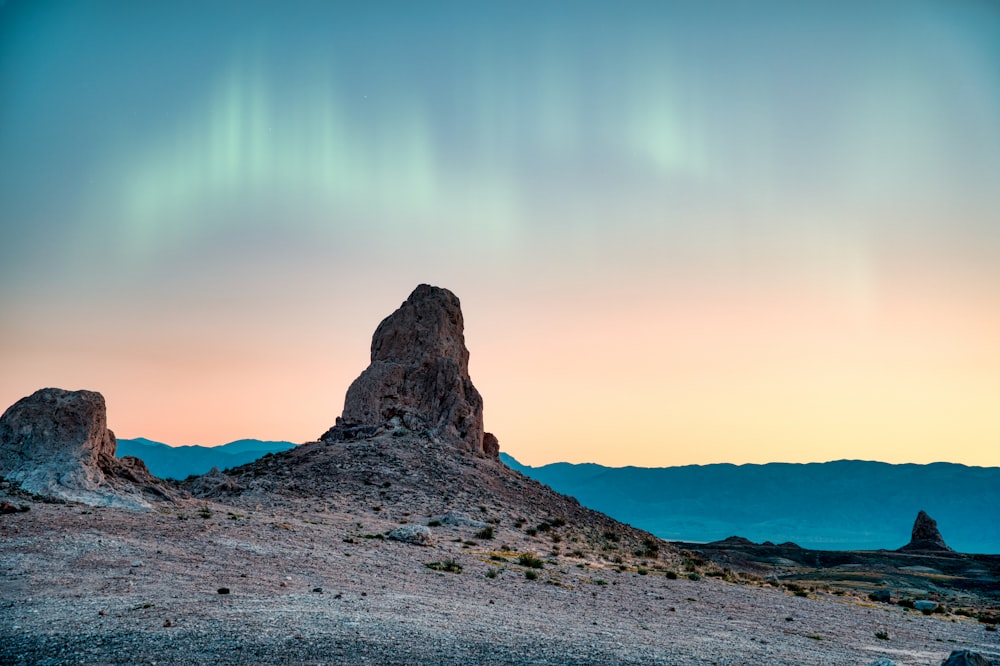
left=2, top=1, right=999, bottom=467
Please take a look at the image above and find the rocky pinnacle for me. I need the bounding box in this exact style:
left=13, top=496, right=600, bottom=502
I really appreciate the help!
left=321, top=284, right=496, bottom=456
left=898, top=509, right=953, bottom=553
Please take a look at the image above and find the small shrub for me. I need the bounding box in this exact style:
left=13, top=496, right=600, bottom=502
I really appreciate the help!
left=688, top=572, right=701, bottom=581
left=635, top=538, right=660, bottom=558
left=525, top=570, right=538, bottom=581
left=525, top=528, right=538, bottom=537
left=897, top=599, right=915, bottom=610
left=535, top=522, right=551, bottom=533
left=425, top=558, right=462, bottom=574
left=603, top=531, right=621, bottom=542
left=636, top=568, right=649, bottom=576
left=489, top=554, right=507, bottom=562
left=518, top=553, right=545, bottom=569
left=794, top=590, right=809, bottom=598
left=593, top=578, right=608, bottom=586
left=570, top=549, right=585, bottom=558
left=485, top=568, right=499, bottom=579
left=197, top=506, right=212, bottom=519
left=665, top=571, right=678, bottom=580
left=548, top=517, right=567, bottom=528
left=427, top=520, right=442, bottom=527
left=875, top=630, right=890, bottom=641
left=475, top=526, right=495, bottom=540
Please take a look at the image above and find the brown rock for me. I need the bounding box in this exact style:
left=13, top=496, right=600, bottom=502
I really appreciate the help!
left=0, top=388, right=177, bottom=509
left=898, top=510, right=953, bottom=553
left=482, top=432, right=500, bottom=459
left=321, top=284, right=487, bottom=455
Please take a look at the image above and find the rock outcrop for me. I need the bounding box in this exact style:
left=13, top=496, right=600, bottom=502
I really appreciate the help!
left=0, top=388, right=175, bottom=509
left=898, top=510, right=953, bottom=553
left=320, top=284, right=491, bottom=455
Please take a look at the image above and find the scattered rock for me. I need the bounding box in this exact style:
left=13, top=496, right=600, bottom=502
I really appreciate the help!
left=312, top=587, right=323, bottom=593
left=0, top=501, right=19, bottom=514
left=914, top=600, right=938, bottom=612
left=868, top=659, right=897, bottom=666
left=163, top=619, right=172, bottom=628
left=320, top=285, right=488, bottom=455
left=387, top=524, right=432, bottom=546
left=941, top=650, right=1000, bottom=666
left=217, top=587, right=230, bottom=595
left=0, top=388, right=178, bottom=508
left=130, top=561, right=142, bottom=568
left=898, top=510, right=953, bottom=553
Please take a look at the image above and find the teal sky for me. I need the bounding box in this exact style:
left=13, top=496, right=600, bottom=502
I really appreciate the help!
left=2, top=1, right=999, bottom=467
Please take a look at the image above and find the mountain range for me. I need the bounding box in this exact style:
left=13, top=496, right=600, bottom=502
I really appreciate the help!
left=116, top=437, right=296, bottom=480
left=116, top=436, right=999, bottom=554
left=501, top=454, right=1000, bottom=554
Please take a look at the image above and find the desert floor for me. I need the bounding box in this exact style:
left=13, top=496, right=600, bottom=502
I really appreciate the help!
left=2, top=499, right=999, bottom=665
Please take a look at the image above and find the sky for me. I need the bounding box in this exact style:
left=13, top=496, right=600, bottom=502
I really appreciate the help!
left=1, top=1, right=999, bottom=468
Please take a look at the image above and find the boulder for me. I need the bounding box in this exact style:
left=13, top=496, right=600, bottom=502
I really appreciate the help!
left=898, top=510, right=953, bottom=553
left=0, top=388, right=175, bottom=509
left=482, top=432, right=500, bottom=459
left=320, top=284, right=488, bottom=455
left=941, top=650, right=1000, bottom=666
left=429, top=510, right=487, bottom=528
left=387, top=524, right=432, bottom=545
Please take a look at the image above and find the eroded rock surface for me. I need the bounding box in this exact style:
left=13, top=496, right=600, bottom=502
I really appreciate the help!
left=321, top=284, right=488, bottom=455
left=0, top=388, right=175, bottom=509
left=898, top=510, right=953, bottom=553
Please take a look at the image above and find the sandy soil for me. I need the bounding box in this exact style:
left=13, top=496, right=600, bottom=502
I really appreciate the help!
left=3, top=498, right=999, bottom=665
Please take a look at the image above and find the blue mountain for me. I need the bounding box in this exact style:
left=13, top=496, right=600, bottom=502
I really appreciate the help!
left=501, top=454, right=1000, bottom=554
left=117, top=437, right=296, bottom=480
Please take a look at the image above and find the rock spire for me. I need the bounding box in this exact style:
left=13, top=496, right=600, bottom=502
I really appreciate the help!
left=897, top=510, right=953, bottom=553
left=320, top=284, right=497, bottom=456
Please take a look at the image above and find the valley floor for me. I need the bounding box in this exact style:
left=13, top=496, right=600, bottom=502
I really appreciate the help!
left=2, top=500, right=999, bottom=665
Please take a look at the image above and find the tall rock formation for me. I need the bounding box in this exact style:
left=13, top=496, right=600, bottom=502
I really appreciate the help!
left=0, top=388, right=173, bottom=509
left=897, top=510, right=953, bottom=553
left=320, top=284, right=497, bottom=456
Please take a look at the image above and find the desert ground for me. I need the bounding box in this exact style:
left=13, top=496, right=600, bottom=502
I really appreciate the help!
left=3, top=492, right=999, bottom=666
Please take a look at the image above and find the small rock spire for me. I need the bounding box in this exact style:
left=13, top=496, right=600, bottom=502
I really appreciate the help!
left=898, top=510, right=953, bottom=553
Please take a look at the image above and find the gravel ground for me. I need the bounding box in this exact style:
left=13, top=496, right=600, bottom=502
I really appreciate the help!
left=3, top=501, right=999, bottom=665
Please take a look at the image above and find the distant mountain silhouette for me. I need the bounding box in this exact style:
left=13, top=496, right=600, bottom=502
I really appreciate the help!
left=117, top=438, right=296, bottom=480
left=501, top=454, right=1000, bottom=554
